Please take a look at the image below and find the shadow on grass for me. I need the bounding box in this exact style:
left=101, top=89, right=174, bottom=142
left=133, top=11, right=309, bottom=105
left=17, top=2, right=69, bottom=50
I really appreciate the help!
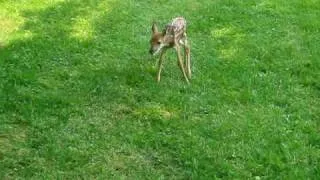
left=1, top=0, right=319, bottom=178
left=0, top=0, right=145, bottom=125
left=0, top=1, right=222, bottom=178
left=0, top=0, right=156, bottom=177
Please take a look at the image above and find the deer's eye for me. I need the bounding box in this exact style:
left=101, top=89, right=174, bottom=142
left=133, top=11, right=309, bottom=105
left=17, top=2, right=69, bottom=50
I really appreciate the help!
left=157, top=41, right=161, bottom=44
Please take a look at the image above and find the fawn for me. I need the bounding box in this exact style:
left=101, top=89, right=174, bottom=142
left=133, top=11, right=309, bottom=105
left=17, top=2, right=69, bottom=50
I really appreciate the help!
left=149, top=17, right=191, bottom=83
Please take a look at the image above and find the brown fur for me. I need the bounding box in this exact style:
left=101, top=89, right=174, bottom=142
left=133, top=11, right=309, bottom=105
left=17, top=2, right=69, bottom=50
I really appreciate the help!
left=149, top=17, right=191, bottom=83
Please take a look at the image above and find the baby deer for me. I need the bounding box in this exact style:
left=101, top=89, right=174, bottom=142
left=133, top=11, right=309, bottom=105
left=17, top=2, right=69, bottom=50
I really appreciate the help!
left=149, top=17, right=191, bottom=83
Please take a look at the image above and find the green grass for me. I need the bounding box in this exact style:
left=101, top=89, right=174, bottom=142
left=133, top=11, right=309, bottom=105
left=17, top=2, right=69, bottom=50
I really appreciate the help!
left=1, top=0, right=319, bottom=179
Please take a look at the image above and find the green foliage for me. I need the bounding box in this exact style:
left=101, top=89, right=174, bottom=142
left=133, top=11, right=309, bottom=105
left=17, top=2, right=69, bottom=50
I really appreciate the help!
left=1, top=0, right=319, bottom=179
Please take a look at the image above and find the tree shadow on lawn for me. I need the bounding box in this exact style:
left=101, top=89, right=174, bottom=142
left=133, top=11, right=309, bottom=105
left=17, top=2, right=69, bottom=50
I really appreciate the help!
left=0, top=0, right=254, bottom=178
left=0, top=0, right=207, bottom=178
left=2, top=0, right=318, bottom=126
left=0, top=0, right=157, bottom=176
left=0, top=0, right=147, bottom=125
left=2, top=0, right=318, bottom=178
left=0, top=0, right=229, bottom=178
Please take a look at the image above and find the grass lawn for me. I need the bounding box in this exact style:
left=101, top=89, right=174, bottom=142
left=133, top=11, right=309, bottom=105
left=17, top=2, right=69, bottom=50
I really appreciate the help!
left=1, top=0, right=319, bottom=179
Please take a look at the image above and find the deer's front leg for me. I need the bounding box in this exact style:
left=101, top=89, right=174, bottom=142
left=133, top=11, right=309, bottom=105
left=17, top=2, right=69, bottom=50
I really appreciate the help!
left=184, top=44, right=191, bottom=79
left=156, top=49, right=166, bottom=82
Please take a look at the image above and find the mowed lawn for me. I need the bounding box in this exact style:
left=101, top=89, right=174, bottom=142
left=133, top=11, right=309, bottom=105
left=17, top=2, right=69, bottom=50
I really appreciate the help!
left=1, top=0, right=319, bottom=179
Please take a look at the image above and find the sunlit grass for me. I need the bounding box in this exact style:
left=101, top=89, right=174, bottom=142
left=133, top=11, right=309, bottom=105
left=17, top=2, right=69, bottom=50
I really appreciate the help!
left=70, top=17, right=94, bottom=41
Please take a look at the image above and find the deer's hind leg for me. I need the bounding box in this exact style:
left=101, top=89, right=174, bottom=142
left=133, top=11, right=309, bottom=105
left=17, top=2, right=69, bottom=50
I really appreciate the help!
left=175, top=45, right=189, bottom=83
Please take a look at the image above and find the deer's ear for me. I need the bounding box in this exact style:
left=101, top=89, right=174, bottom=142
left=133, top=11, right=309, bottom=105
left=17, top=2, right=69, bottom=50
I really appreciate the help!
left=152, top=23, right=158, bottom=33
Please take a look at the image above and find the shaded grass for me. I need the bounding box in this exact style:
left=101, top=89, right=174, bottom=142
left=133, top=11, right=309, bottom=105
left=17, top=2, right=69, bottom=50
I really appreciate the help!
left=1, top=0, right=319, bottom=179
